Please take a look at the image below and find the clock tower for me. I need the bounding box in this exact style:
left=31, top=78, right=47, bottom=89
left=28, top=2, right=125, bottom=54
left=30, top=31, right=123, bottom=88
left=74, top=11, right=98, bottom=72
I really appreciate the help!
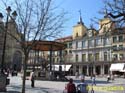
left=73, top=12, right=87, bottom=39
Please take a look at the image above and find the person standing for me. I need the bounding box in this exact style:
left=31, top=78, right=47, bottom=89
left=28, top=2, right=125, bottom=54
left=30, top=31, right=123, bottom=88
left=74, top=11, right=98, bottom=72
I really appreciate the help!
left=30, top=70, right=35, bottom=87
left=67, top=78, right=76, bottom=93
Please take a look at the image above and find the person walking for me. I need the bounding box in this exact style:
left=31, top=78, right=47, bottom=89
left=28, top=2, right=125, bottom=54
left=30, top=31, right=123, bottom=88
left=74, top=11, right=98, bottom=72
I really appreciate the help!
left=91, top=74, right=96, bottom=85
left=30, top=70, right=35, bottom=88
left=67, top=78, right=76, bottom=93
left=107, top=74, right=110, bottom=82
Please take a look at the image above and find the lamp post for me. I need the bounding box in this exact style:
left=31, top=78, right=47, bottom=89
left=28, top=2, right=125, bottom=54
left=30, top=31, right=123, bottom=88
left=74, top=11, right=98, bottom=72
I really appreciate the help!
left=1, top=6, right=17, bottom=74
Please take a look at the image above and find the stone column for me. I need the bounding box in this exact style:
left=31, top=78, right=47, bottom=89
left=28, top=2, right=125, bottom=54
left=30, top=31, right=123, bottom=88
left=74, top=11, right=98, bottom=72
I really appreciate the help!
left=73, top=65, right=76, bottom=75
left=93, top=64, right=96, bottom=75
left=101, top=65, right=104, bottom=75
left=87, top=65, right=89, bottom=76
left=79, top=65, right=82, bottom=74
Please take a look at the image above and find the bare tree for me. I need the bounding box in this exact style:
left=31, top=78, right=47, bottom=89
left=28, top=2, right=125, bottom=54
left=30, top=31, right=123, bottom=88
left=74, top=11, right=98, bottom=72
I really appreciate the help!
left=104, top=0, right=125, bottom=27
left=0, top=0, right=67, bottom=93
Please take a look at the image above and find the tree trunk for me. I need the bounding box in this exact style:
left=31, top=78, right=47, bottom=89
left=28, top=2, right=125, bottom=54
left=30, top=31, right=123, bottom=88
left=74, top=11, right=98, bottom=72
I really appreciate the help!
left=22, top=54, right=28, bottom=93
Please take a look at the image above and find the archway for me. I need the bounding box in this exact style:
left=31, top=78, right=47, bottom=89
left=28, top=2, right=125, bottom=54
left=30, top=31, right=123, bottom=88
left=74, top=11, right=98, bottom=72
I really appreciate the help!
left=12, top=51, right=22, bottom=71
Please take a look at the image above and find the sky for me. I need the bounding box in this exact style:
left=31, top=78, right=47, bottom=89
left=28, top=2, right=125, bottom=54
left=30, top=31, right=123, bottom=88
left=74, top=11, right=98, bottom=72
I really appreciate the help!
left=0, top=0, right=105, bottom=37
left=55, top=0, right=105, bottom=36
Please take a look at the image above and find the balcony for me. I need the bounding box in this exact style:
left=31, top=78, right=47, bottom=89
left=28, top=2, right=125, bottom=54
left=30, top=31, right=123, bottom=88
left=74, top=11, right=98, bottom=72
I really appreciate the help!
left=112, top=47, right=125, bottom=51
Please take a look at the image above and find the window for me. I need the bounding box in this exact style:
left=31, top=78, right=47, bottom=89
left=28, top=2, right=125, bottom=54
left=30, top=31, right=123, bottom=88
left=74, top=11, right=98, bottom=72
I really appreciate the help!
left=119, top=45, right=123, bottom=50
left=76, top=54, right=78, bottom=62
left=119, top=54, right=123, bottom=60
left=103, top=38, right=106, bottom=45
left=88, top=54, right=93, bottom=61
left=96, top=37, right=101, bottom=46
left=53, top=58, right=55, bottom=63
left=69, top=50, right=72, bottom=54
left=82, top=41, right=86, bottom=48
left=57, top=58, right=59, bottom=62
left=89, top=39, right=94, bottom=47
left=82, top=54, right=86, bottom=62
left=104, top=37, right=110, bottom=45
left=113, top=36, right=117, bottom=43
left=104, top=52, right=107, bottom=61
left=69, top=42, right=72, bottom=48
left=76, top=41, right=78, bottom=48
left=113, top=54, right=117, bottom=60
left=95, top=53, right=99, bottom=61
left=66, top=44, right=68, bottom=48
left=112, top=45, right=117, bottom=51
left=64, top=50, right=67, bottom=55
left=119, top=36, right=123, bottom=42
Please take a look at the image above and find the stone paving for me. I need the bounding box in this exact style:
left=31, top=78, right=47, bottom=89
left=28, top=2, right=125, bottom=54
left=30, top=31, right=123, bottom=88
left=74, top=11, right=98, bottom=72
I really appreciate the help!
left=4, top=75, right=125, bottom=93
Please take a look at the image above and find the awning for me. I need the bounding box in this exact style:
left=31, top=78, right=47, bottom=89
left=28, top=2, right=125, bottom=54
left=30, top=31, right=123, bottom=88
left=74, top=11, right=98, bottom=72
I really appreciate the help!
left=110, top=63, right=125, bottom=71
left=120, top=69, right=125, bottom=72
left=52, top=65, right=72, bottom=71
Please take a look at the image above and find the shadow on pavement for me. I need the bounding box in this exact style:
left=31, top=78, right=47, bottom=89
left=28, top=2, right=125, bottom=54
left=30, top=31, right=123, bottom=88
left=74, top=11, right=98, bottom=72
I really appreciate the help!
left=7, top=85, right=58, bottom=93
left=6, top=91, right=20, bottom=93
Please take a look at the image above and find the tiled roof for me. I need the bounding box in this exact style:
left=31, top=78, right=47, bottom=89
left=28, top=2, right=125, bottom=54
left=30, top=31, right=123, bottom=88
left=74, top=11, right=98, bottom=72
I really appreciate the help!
left=55, top=36, right=72, bottom=42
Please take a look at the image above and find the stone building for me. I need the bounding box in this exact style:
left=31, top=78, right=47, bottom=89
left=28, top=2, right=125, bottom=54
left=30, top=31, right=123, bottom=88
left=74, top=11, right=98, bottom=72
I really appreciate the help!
left=54, top=15, right=125, bottom=76
left=0, top=19, right=22, bottom=71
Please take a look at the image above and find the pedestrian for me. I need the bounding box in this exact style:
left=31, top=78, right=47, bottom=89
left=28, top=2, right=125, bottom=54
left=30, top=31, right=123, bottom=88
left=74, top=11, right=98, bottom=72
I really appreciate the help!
left=77, top=78, right=88, bottom=93
left=79, top=73, right=85, bottom=80
left=30, top=70, right=35, bottom=87
left=75, top=72, right=79, bottom=79
left=107, top=74, right=110, bottom=82
left=91, top=74, right=96, bottom=85
left=66, top=78, right=76, bottom=93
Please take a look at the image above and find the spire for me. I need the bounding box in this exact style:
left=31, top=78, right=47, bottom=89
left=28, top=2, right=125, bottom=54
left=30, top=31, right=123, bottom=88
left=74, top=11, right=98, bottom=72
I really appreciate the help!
left=78, top=10, right=84, bottom=25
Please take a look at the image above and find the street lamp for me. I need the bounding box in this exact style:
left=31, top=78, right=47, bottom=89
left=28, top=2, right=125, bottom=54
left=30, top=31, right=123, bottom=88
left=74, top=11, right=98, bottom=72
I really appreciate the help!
left=1, top=6, right=17, bottom=74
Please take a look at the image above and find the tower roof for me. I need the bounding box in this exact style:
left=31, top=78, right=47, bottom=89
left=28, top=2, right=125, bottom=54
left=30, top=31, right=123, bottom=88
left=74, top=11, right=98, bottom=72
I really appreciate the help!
left=77, top=10, right=84, bottom=25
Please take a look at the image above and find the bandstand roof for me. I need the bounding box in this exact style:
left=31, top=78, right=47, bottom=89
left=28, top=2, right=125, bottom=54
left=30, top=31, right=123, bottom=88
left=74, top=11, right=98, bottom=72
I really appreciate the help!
left=28, top=40, right=66, bottom=51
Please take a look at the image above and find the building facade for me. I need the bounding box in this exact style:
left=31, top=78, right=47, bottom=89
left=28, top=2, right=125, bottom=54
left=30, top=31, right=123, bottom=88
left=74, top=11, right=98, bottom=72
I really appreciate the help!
left=54, top=15, right=125, bottom=76
left=0, top=19, right=22, bottom=71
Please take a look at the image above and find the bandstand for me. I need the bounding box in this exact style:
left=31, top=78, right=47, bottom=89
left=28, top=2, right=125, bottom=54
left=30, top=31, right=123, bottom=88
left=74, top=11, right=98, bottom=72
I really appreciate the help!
left=26, top=40, right=66, bottom=80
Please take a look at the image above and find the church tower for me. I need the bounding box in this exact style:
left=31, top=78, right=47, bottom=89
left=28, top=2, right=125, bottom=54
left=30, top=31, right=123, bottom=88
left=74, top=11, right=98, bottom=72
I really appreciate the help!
left=73, top=11, right=87, bottom=39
